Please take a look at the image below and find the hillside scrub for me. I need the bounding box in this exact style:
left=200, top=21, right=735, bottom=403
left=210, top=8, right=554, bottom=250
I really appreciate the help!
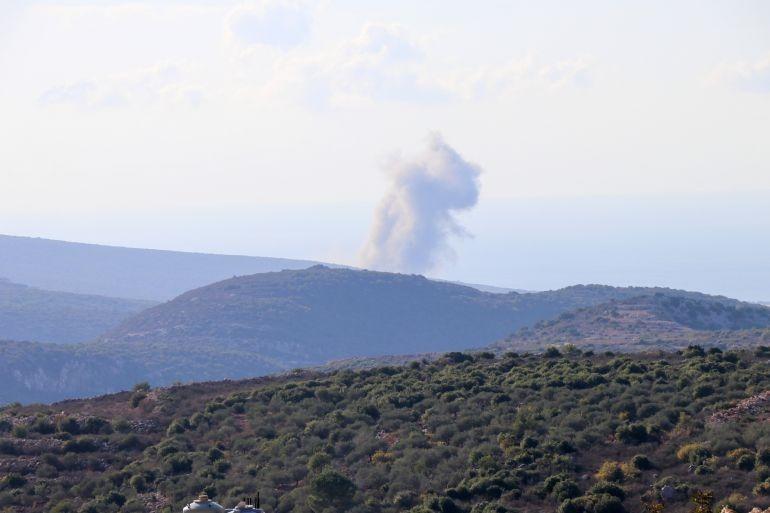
left=3, top=348, right=770, bottom=512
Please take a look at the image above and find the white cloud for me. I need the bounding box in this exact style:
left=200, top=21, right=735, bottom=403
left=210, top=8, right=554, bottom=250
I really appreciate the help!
left=263, top=22, right=446, bottom=107
left=226, top=0, right=311, bottom=51
left=39, top=62, right=205, bottom=109
left=446, top=55, right=593, bottom=100
left=709, top=54, right=770, bottom=93
left=262, top=23, right=591, bottom=108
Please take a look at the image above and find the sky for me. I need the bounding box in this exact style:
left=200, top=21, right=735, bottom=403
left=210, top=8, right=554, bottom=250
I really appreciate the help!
left=1, top=1, right=769, bottom=299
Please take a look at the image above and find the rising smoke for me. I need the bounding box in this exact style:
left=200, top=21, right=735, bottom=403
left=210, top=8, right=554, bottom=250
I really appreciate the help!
left=360, top=133, right=482, bottom=274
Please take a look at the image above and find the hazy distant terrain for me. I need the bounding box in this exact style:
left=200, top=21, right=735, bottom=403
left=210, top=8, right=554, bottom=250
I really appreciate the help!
left=0, top=279, right=155, bottom=344
left=0, top=234, right=323, bottom=300
left=2, top=266, right=765, bottom=404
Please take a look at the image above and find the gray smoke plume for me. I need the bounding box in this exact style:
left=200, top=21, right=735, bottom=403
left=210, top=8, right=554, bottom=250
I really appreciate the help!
left=360, top=133, right=481, bottom=273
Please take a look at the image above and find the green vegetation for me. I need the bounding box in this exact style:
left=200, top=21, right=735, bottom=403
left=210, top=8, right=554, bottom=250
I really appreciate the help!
left=4, top=347, right=770, bottom=512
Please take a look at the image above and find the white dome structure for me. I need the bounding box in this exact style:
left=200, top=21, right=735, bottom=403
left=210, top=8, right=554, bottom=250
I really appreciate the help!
left=183, top=493, right=225, bottom=512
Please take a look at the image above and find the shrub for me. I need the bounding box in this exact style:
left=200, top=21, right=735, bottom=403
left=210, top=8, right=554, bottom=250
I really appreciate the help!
left=676, top=443, right=710, bottom=464
left=0, top=440, right=17, bottom=455
left=63, top=438, right=99, bottom=453
left=2, top=473, right=26, bottom=489
left=112, top=418, right=131, bottom=433
left=559, top=493, right=625, bottom=513
left=36, top=463, right=59, bottom=478
left=393, top=491, right=418, bottom=508
left=50, top=501, right=75, bottom=513
left=58, top=416, right=80, bottom=434
left=163, top=454, right=192, bottom=475
left=32, top=417, right=55, bottom=434
left=307, top=452, right=332, bottom=473
left=754, top=480, right=770, bottom=496
left=590, top=481, right=626, bottom=500
left=208, top=447, right=224, bottom=461
left=103, top=491, right=126, bottom=507
left=132, top=382, right=151, bottom=392
left=129, top=475, right=146, bottom=492
left=630, top=454, right=653, bottom=470
left=552, top=480, right=581, bottom=502
left=693, top=384, right=714, bottom=398
left=307, top=470, right=357, bottom=510
left=758, top=448, right=770, bottom=466
left=596, top=461, right=625, bottom=483
left=615, top=423, right=649, bottom=445
left=130, top=392, right=147, bottom=408
left=738, top=454, right=756, bottom=471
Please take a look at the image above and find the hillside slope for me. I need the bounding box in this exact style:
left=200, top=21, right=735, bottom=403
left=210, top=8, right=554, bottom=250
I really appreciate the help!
left=0, top=279, right=155, bottom=344
left=3, top=348, right=770, bottom=513
left=3, top=266, right=765, bottom=404
left=0, top=234, right=323, bottom=300
left=492, top=294, right=770, bottom=353
left=98, top=267, right=734, bottom=376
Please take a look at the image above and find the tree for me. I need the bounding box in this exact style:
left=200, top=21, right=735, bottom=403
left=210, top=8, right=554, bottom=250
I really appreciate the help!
left=307, top=469, right=356, bottom=510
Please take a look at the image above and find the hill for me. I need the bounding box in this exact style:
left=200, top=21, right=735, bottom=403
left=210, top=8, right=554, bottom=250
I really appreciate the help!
left=1, top=266, right=759, bottom=405
left=3, top=348, right=770, bottom=513
left=491, top=294, right=770, bottom=354
left=0, top=234, right=323, bottom=301
left=0, top=279, right=155, bottom=344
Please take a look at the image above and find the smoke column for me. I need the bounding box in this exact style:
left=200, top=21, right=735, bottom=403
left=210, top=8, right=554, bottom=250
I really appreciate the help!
left=360, top=133, right=482, bottom=274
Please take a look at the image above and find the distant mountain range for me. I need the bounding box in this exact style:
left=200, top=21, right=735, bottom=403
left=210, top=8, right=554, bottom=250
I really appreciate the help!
left=0, top=234, right=323, bottom=301
left=3, top=265, right=766, bottom=405
left=0, top=278, right=155, bottom=344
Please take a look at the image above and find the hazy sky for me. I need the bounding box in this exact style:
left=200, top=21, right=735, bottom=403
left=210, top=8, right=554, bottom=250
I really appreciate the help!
left=1, top=1, right=769, bottom=299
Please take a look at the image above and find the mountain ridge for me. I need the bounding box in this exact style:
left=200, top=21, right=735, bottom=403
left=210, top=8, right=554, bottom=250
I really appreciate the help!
left=0, top=234, right=325, bottom=301
left=3, top=266, right=767, bottom=404
left=0, top=279, right=156, bottom=344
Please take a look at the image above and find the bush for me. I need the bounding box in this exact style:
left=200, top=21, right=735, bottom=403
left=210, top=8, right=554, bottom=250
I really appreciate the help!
left=552, top=480, right=581, bottom=502
left=2, top=473, right=26, bottom=489
left=754, top=480, right=770, bottom=496
left=596, top=461, right=625, bottom=483
left=63, top=438, right=99, bottom=453
left=693, top=384, right=714, bottom=398
left=738, top=454, right=755, bottom=471
left=758, top=448, right=770, bottom=466
left=36, top=463, right=59, bottom=478
left=103, top=491, right=126, bottom=507
left=676, top=443, right=710, bottom=464
left=0, top=439, right=17, bottom=455
left=129, top=475, right=146, bottom=492
left=558, top=493, right=626, bottom=513
left=208, top=447, right=224, bottom=461
left=308, top=452, right=332, bottom=473
left=615, top=423, right=649, bottom=444
left=308, top=470, right=357, bottom=509
left=590, top=481, right=626, bottom=500
left=32, top=417, right=55, bottom=434
left=58, top=417, right=80, bottom=435
left=163, top=454, right=192, bottom=475
left=130, top=392, right=147, bottom=408
left=630, top=454, right=652, bottom=470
